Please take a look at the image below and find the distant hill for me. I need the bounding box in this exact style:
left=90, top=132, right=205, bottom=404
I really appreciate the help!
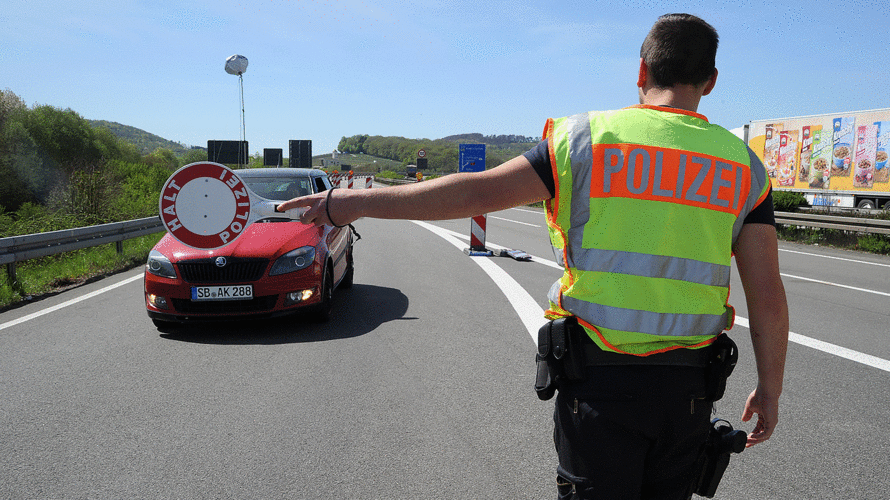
left=440, top=133, right=538, bottom=145
left=87, top=120, right=203, bottom=156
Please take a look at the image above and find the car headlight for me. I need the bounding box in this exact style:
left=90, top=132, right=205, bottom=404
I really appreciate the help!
left=269, top=246, right=316, bottom=276
left=146, top=250, right=177, bottom=278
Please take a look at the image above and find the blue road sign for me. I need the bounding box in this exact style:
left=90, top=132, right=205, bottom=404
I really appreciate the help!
left=459, top=144, right=486, bottom=173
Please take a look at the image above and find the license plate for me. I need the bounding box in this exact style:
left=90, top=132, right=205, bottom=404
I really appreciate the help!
left=191, top=285, right=254, bottom=301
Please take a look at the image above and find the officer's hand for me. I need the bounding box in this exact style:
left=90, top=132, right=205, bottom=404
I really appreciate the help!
left=741, top=387, right=779, bottom=447
left=277, top=192, right=330, bottom=226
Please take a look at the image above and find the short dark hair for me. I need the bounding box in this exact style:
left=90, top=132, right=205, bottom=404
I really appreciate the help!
left=640, top=14, right=718, bottom=88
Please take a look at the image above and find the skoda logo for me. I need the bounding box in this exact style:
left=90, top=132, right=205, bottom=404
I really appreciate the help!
left=215, top=257, right=227, bottom=268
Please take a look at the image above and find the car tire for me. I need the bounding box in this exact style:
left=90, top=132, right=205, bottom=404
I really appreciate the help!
left=313, top=266, right=334, bottom=322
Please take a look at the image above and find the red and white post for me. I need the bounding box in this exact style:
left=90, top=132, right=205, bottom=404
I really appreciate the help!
left=470, top=215, right=487, bottom=251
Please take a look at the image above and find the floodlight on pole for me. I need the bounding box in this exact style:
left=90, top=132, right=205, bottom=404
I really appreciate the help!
left=225, top=54, right=248, bottom=167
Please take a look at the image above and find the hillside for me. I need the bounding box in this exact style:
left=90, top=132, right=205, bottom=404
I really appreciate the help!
left=87, top=120, right=203, bottom=156
left=337, top=133, right=538, bottom=172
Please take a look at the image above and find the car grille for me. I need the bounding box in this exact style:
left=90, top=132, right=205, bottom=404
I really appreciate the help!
left=177, top=258, right=269, bottom=283
left=171, top=295, right=279, bottom=314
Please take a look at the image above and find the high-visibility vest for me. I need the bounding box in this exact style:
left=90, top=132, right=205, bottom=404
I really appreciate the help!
left=544, top=105, right=771, bottom=356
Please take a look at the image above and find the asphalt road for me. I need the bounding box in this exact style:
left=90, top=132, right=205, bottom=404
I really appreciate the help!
left=1, top=207, right=888, bottom=499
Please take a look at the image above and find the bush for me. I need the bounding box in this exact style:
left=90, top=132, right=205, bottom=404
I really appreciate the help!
left=773, top=190, right=808, bottom=212
left=858, top=234, right=890, bottom=254
left=376, top=170, right=402, bottom=179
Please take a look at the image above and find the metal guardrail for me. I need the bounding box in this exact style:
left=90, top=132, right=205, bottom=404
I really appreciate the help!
left=774, top=211, right=890, bottom=235
left=1, top=210, right=887, bottom=284
left=1, top=216, right=164, bottom=282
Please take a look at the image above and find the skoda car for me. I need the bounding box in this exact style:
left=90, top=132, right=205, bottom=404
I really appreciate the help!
left=144, top=168, right=355, bottom=329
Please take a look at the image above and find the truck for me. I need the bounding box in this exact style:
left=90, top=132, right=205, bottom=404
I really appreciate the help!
left=743, top=107, right=890, bottom=209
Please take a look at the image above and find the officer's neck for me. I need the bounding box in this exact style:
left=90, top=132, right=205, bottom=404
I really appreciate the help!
left=637, top=84, right=705, bottom=113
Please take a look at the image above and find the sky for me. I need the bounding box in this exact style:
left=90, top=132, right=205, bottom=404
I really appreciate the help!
left=2, top=0, right=888, bottom=157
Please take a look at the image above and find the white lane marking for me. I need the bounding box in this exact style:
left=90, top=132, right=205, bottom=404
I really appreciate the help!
left=489, top=216, right=541, bottom=228
left=781, top=273, right=890, bottom=297
left=419, top=221, right=890, bottom=372
left=780, top=248, right=890, bottom=268
left=411, top=221, right=545, bottom=342
left=0, top=273, right=144, bottom=331
left=734, top=317, right=890, bottom=373
left=509, top=207, right=543, bottom=215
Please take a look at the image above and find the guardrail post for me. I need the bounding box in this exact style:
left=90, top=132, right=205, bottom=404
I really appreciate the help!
left=6, top=263, right=15, bottom=284
left=116, top=241, right=124, bottom=254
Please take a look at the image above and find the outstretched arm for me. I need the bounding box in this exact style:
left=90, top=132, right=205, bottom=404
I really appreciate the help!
left=278, top=155, right=551, bottom=226
left=732, top=223, right=789, bottom=447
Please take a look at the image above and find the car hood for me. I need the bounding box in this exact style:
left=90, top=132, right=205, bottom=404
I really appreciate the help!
left=154, top=221, right=321, bottom=260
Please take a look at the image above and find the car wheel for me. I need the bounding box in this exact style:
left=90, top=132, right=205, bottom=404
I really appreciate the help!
left=313, top=266, right=334, bottom=322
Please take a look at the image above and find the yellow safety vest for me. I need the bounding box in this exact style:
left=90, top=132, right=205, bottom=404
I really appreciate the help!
left=544, top=105, right=771, bottom=355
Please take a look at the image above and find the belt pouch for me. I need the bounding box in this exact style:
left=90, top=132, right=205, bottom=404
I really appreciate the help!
left=558, top=317, right=585, bottom=381
left=535, top=321, right=556, bottom=400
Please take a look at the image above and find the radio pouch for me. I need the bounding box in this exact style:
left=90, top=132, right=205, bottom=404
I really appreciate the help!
left=535, top=317, right=586, bottom=401
left=535, top=321, right=556, bottom=400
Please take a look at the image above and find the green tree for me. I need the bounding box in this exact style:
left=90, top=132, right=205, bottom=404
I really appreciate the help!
left=180, top=148, right=207, bottom=166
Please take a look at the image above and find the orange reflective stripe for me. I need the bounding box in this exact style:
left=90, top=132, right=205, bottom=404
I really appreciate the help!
left=591, top=144, right=752, bottom=216
left=628, top=104, right=709, bottom=122
left=543, top=118, right=574, bottom=313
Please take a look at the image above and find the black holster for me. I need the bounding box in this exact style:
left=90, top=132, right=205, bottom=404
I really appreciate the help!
left=535, top=317, right=586, bottom=400
left=703, top=333, right=738, bottom=402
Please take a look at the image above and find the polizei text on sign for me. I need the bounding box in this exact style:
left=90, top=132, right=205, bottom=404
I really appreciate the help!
left=158, top=162, right=252, bottom=249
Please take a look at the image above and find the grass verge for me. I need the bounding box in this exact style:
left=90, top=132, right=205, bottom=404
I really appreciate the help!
left=0, top=233, right=163, bottom=312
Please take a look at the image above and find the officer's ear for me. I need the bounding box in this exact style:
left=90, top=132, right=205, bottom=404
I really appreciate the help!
left=637, top=58, right=648, bottom=88
left=701, top=68, right=718, bottom=96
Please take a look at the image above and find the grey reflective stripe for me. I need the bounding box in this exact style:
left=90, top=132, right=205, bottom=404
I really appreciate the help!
left=551, top=245, right=566, bottom=267
left=570, top=248, right=731, bottom=287
left=732, top=146, right=771, bottom=244
left=564, top=112, right=593, bottom=269
left=562, top=295, right=730, bottom=337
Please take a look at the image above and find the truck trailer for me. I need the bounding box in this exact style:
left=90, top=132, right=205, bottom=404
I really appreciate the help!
left=744, top=108, right=890, bottom=209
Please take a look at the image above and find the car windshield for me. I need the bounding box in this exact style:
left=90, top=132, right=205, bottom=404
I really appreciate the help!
left=243, top=177, right=312, bottom=201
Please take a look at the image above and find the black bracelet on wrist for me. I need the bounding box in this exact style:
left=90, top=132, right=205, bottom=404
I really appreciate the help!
left=325, top=189, right=347, bottom=228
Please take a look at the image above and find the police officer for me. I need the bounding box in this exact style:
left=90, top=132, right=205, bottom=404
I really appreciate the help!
left=279, top=13, right=788, bottom=500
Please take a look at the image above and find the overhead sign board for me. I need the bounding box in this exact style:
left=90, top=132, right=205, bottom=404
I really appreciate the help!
left=459, top=144, right=485, bottom=173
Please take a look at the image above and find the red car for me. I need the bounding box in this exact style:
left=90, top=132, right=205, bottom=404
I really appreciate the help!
left=144, top=168, right=355, bottom=329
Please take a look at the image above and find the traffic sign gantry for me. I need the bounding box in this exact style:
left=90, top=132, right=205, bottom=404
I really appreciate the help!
left=159, top=162, right=305, bottom=250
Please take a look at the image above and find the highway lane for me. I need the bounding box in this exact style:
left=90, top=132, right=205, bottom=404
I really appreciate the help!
left=432, top=207, right=890, bottom=499
left=2, top=209, right=889, bottom=499
left=0, top=218, right=556, bottom=499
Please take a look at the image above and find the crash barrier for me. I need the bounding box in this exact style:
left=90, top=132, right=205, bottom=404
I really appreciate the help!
left=2, top=210, right=886, bottom=286
left=774, top=211, right=890, bottom=235
left=1, top=217, right=164, bottom=283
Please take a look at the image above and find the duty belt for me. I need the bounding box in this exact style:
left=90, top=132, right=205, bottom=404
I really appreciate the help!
left=583, top=343, right=714, bottom=367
